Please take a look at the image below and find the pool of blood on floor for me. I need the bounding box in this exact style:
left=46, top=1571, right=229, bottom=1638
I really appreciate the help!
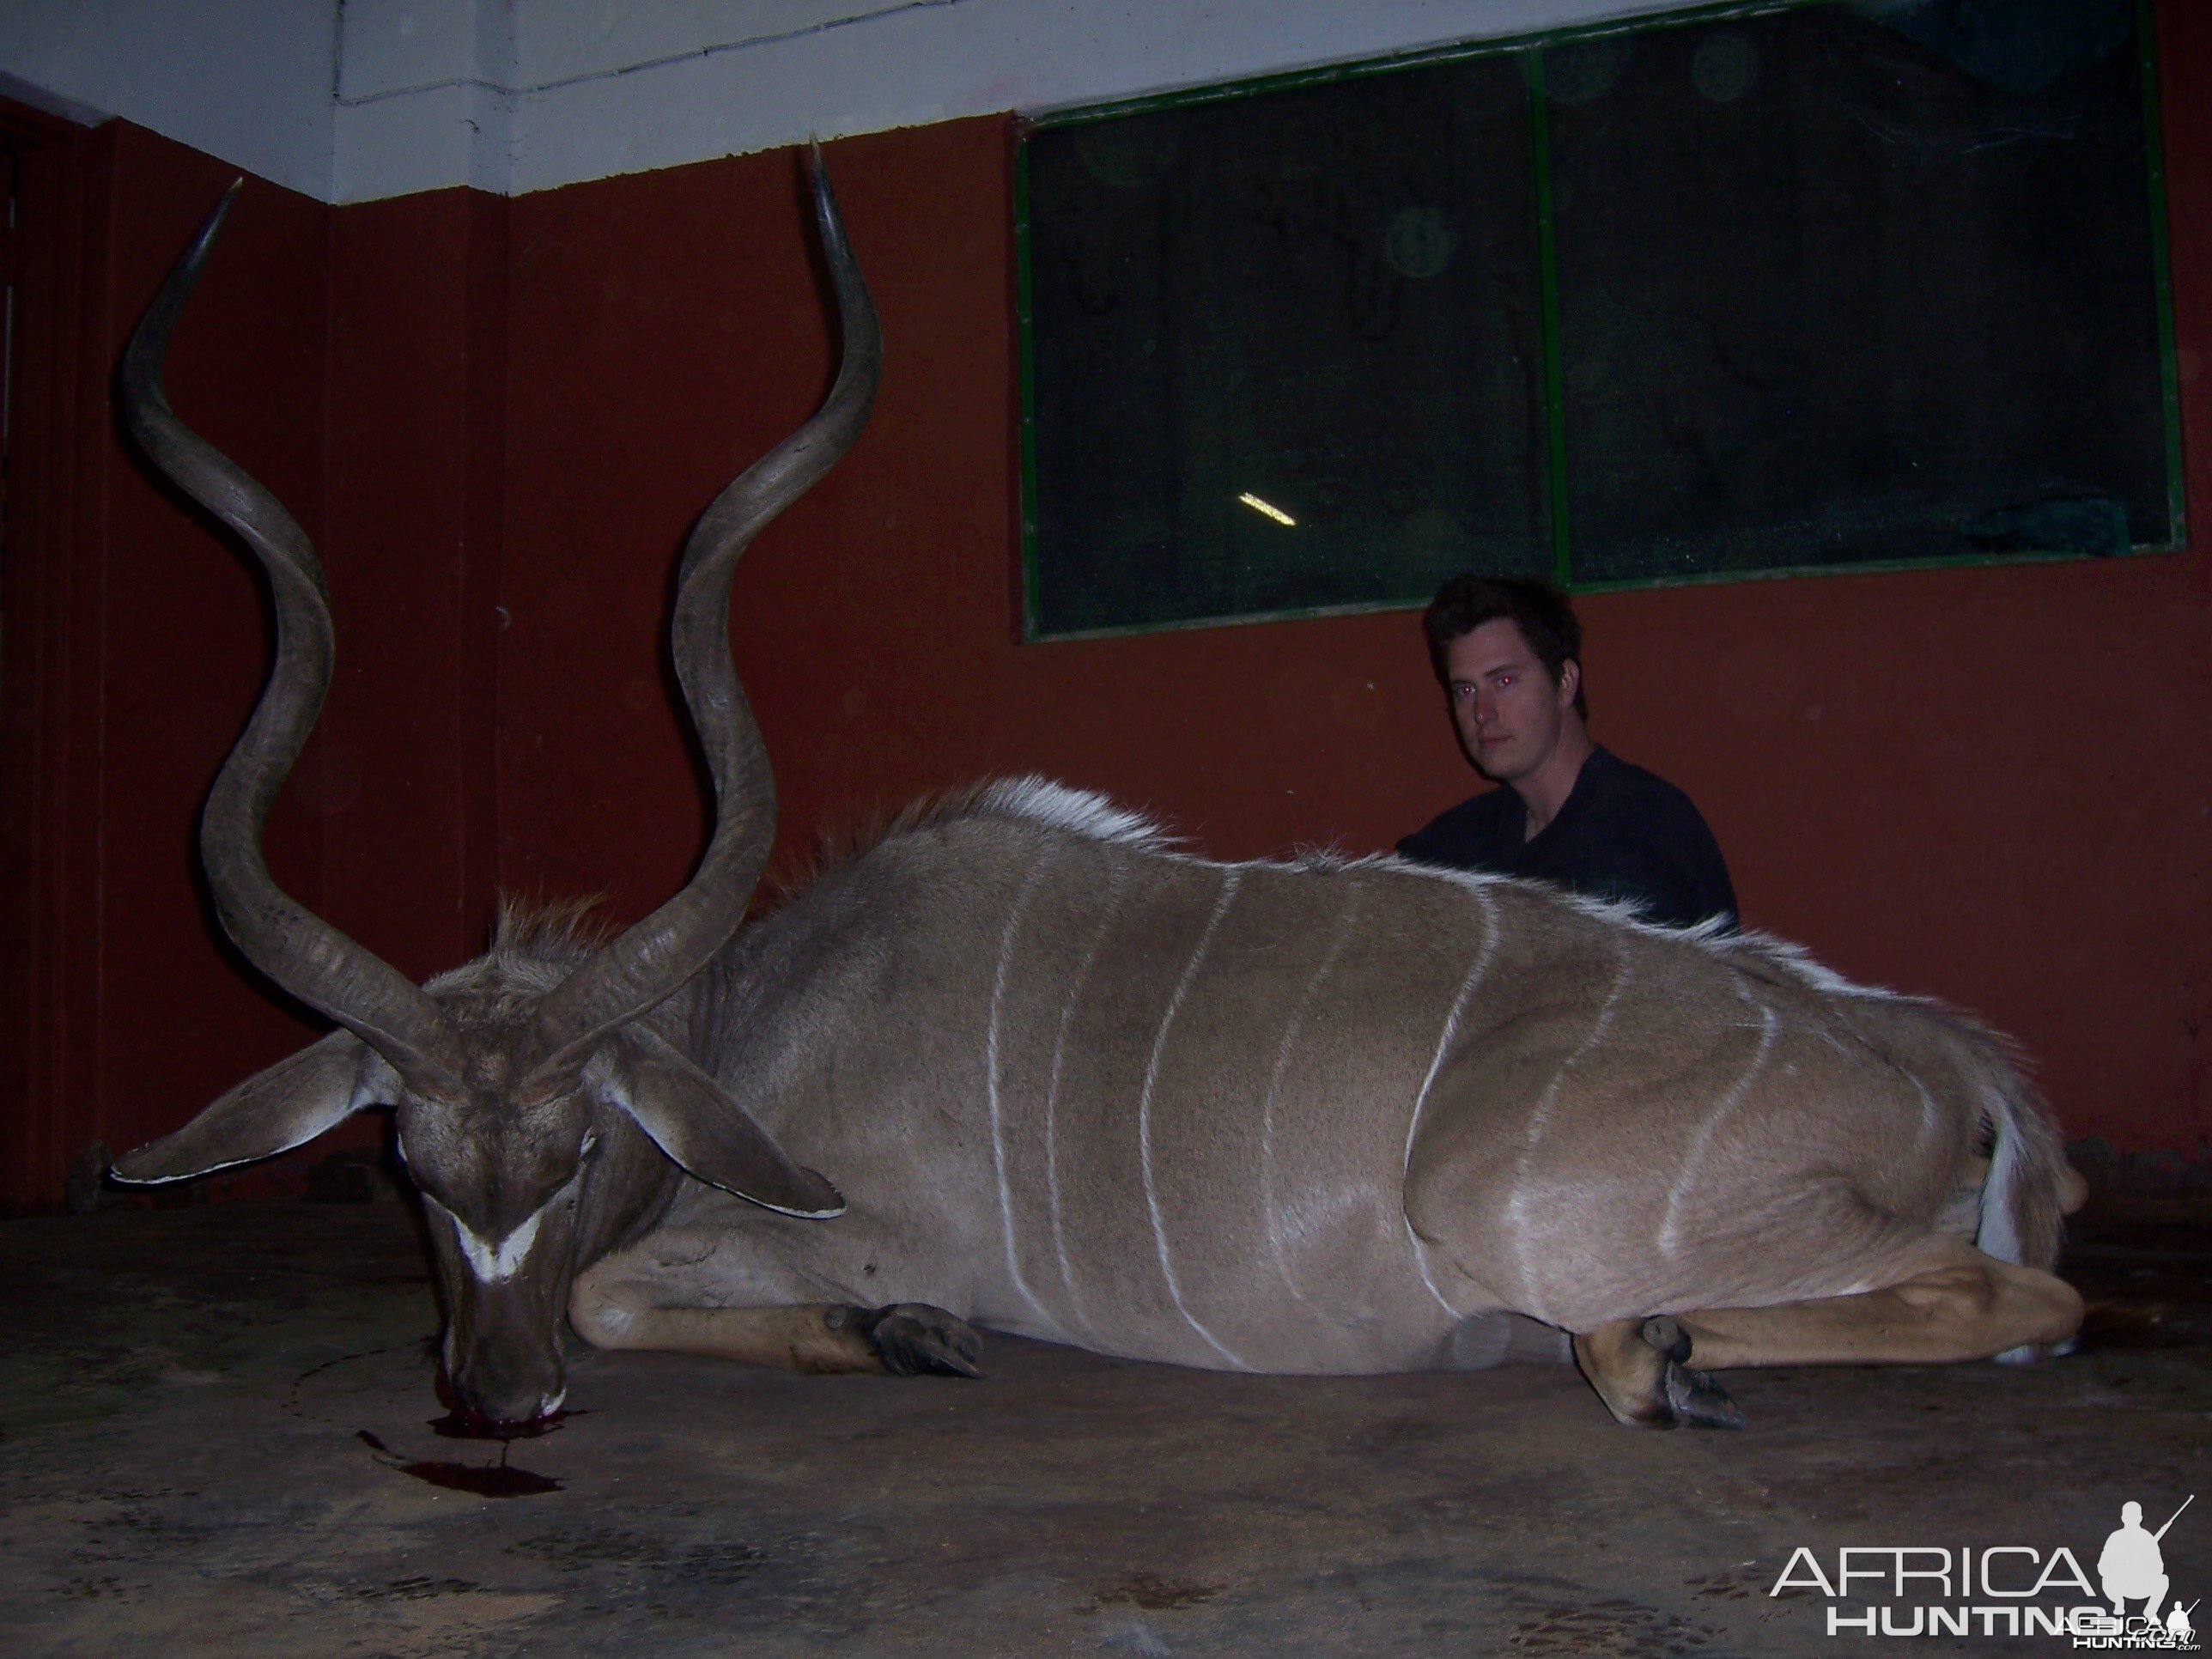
left=356, top=1428, right=563, bottom=1497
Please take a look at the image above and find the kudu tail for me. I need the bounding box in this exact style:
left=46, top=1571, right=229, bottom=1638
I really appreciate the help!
left=1972, top=1057, right=2071, bottom=1273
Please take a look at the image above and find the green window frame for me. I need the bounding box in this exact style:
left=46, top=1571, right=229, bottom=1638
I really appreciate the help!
left=1014, top=0, right=2182, bottom=641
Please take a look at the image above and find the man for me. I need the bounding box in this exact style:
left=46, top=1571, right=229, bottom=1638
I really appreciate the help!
left=1397, top=574, right=1737, bottom=932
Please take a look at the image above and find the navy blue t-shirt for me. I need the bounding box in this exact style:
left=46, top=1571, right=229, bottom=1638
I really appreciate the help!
left=1397, top=747, right=1737, bottom=932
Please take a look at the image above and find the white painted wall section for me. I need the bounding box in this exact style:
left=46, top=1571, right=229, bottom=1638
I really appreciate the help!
left=336, top=0, right=520, bottom=198
left=449, top=0, right=1692, bottom=200
left=0, top=0, right=337, bottom=199
left=3, top=0, right=1690, bottom=204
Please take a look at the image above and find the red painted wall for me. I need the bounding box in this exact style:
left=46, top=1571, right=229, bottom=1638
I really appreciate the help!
left=3, top=0, right=2206, bottom=1212
left=0, top=119, right=343, bottom=1212
left=0, top=126, right=500, bottom=1209
left=321, top=186, right=507, bottom=981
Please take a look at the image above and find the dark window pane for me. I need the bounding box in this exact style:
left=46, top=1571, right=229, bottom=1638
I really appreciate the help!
left=1024, top=56, right=1551, bottom=636
left=1547, top=0, right=2168, bottom=584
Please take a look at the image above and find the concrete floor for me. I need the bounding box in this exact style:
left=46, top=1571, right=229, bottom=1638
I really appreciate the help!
left=2, top=1194, right=2205, bottom=1656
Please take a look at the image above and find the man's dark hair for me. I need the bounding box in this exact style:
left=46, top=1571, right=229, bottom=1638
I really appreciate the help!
left=1421, top=574, right=1588, bottom=718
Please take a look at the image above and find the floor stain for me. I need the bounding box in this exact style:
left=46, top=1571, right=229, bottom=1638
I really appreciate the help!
left=1080, top=1571, right=1223, bottom=1613
left=355, top=1575, right=481, bottom=1600
left=1509, top=1601, right=1720, bottom=1654
left=1684, top=1566, right=1762, bottom=1601
left=356, top=1429, right=562, bottom=1498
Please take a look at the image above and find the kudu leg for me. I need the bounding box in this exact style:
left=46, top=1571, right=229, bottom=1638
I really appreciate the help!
left=1574, top=1237, right=2083, bottom=1429
left=569, top=1276, right=983, bottom=1378
left=1667, top=1242, right=2083, bottom=1369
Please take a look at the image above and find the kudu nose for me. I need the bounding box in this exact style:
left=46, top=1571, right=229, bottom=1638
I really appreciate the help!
left=449, top=1370, right=564, bottom=1428
left=444, top=1339, right=568, bottom=1426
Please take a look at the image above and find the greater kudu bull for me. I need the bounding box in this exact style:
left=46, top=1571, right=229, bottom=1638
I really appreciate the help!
left=116, top=160, right=2085, bottom=1431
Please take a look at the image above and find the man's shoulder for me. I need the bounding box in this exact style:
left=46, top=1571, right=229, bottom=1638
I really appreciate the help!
left=1566, top=747, right=1739, bottom=928
left=1581, top=748, right=1705, bottom=817
left=1426, top=787, right=1518, bottom=831
left=1398, top=787, right=1518, bottom=866
left=1574, top=750, right=1726, bottom=848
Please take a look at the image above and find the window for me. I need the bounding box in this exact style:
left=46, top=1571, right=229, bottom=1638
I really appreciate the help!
left=1017, top=0, right=2178, bottom=638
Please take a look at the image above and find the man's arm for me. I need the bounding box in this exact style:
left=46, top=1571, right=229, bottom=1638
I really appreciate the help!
left=1579, top=781, right=1737, bottom=931
left=1606, top=844, right=1733, bottom=931
left=1639, top=780, right=1736, bottom=931
left=1679, top=821, right=1738, bottom=932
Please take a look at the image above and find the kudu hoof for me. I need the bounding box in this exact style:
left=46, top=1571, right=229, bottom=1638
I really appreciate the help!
left=1641, top=1316, right=1746, bottom=1431
left=850, top=1304, right=984, bottom=1379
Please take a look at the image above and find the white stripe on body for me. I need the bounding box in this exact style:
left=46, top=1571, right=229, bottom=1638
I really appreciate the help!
left=1910, top=1072, right=1938, bottom=1152
left=1261, top=884, right=1364, bottom=1312
left=1658, top=981, right=1781, bottom=1258
left=985, top=849, right=1063, bottom=1336
left=1976, top=1085, right=2027, bottom=1266
left=1504, top=934, right=1633, bottom=1322
left=1401, top=887, right=1501, bottom=1317
left=1138, top=866, right=1247, bottom=1367
left=1040, top=856, right=1127, bottom=1344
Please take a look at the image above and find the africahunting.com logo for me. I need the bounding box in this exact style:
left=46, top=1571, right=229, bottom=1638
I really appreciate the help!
left=1769, top=1495, right=2196, bottom=1647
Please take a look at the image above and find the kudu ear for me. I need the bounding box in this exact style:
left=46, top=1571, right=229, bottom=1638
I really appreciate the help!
left=111, top=1030, right=398, bottom=1184
left=587, top=1028, right=845, bottom=1218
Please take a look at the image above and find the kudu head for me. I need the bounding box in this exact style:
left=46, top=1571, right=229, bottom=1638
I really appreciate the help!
left=111, top=155, right=880, bottom=1425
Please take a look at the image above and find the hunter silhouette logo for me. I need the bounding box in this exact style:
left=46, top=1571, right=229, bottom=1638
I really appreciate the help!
left=2101, top=1498, right=2187, bottom=1623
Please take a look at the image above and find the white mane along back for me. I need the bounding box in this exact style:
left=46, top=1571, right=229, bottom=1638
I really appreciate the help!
left=969, top=777, right=1910, bottom=1006
left=975, top=776, right=1179, bottom=854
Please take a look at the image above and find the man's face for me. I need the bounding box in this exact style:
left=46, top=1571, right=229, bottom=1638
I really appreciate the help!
left=1445, top=617, right=1579, bottom=784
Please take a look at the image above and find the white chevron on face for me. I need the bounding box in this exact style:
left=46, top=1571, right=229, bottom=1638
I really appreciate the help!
left=434, top=1195, right=547, bottom=1285
left=416, top=1152, right=585, bottom=1287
